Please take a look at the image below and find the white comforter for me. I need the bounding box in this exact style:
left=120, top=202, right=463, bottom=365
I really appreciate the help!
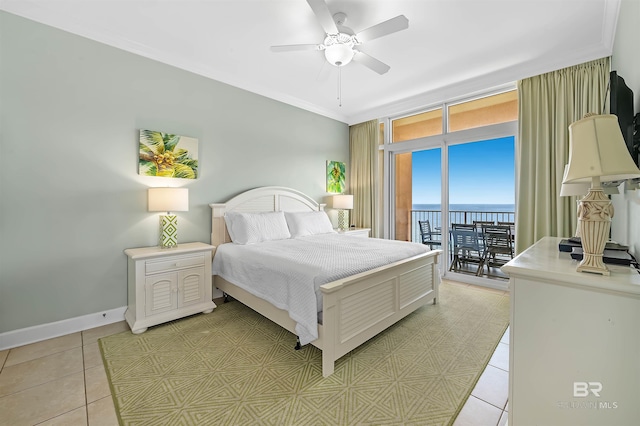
left=211, top=234, right=431, bottom=346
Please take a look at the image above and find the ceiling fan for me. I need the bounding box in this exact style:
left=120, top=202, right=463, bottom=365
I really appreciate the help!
left=270, top=0, right=409, bottom=75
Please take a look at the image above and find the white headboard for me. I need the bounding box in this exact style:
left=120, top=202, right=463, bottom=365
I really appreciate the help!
left=209, top=186, right=326, bottom=247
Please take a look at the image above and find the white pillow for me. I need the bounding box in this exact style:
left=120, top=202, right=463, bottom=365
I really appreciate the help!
left=224, top=211, right=291, bottom=244
left=285, top=211, right=335, bottom=237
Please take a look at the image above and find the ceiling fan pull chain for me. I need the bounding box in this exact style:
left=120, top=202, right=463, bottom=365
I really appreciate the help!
left=338, top=66, right=342, bottom=107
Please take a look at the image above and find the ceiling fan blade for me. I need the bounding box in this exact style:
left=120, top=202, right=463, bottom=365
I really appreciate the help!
left=306, top=0, right=338, bottom=34
left=356, top=15, right=409, bottom=43
left=270, top=44, right=321, bottom=52
left=353, top=51, right=391, bottom=75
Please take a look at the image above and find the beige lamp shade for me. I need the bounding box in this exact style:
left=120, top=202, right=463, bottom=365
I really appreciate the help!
left=563, top=114, right=640, bottom=184
left=560, top=164, right=591, bottom=196
left=560, top=164, right=620, bottom=196
left=332, top=194, right=353, bottom=210
left=148, top=188, right=189, bottom=213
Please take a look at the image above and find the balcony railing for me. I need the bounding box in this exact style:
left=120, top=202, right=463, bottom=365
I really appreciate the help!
left=410, top=209, right=515, bottom=243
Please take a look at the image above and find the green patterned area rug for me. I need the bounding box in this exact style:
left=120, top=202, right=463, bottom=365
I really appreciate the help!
left=100, top=283, right=509, bottom=425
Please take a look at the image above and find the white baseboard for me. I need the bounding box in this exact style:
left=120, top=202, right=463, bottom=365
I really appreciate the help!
left=0, top=306, right=127, bottom=351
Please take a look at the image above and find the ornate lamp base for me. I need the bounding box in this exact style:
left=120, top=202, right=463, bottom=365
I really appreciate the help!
left=576, top=188, right=613, bottom=276
left=160, top=215, right=178, bottom=248
left=338, top=210, right=349, bottom=231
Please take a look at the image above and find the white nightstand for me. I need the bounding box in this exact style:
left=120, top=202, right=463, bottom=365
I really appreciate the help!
left=336, top=227, right=371, bottom=238
left=124, top=242, right=216, bottom=334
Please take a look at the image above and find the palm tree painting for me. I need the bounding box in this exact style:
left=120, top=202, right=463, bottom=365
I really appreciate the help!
left=326, top=160, right=346, bottom=193
left=139, top=130, right=198, bottom=179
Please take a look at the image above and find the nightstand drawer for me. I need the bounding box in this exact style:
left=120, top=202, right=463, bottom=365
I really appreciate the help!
left=145, top=253, right=205, bottom=274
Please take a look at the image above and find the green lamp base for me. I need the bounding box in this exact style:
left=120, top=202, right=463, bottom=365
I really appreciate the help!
left=160, top=215, right=178, bottom=248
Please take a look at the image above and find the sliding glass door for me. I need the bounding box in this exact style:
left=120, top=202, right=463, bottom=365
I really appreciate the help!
left=385, top=89, right=518, bottom=285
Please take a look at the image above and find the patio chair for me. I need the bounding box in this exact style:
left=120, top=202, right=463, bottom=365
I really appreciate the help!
left=497, top=221, right=515, bottom=230
left=497, top=221, right=516, bottom=254
left=418, top=220, right=441, bottom=250
left=449, top=223, right=485, bottom=274
left=479, top=224, right=514, bottom=277
left=473, top=220, right=495, bottom=230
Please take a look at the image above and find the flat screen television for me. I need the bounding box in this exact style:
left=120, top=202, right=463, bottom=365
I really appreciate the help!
left=609, top=71, right=638, bottom=166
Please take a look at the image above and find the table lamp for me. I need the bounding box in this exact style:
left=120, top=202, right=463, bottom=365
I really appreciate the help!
left=148, top=187, right=189, bottom=248
left=563, top=114, right=640, bottom=275
left=332, top=194, right=353, bottom=231
left=560, top=164, right=619, bottom=237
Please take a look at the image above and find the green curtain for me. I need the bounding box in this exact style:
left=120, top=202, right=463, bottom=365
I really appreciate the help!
left=349, top=119, right=380, bottom=237
left=515, top=57, right=610, bottom=254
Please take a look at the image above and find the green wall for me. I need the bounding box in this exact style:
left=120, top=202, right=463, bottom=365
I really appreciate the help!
left=0, top=12, right=349, bottom=333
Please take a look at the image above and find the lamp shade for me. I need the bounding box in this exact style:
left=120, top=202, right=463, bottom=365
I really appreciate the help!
left=561, top=164, right=620, bottom=198
left=148, top=187, right=189, bottom=213
left=560, top=165, right=591, bottom=196
left=559, top=182, right=591, bottom=196
left=563, top=114, right=640, bottom=184
left=332, top=194, right=353, bottom=210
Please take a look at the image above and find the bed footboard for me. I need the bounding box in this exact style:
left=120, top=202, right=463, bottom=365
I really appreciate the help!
left=215, top=250, right=440, bottom=377
left=214, top=250, right=440, bottom=378
left=320, top=250, right=440, bottom=377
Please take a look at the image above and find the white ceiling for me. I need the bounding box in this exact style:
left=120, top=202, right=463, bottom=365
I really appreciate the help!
left=0, top=0, right=620, bottom=124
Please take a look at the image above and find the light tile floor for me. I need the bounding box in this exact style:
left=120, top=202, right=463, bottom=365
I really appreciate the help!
left=0, top=322, right=129, bottom=426
left=450, top=280, right=510, bottom=426
left=0, top=282, right=509, bottom=426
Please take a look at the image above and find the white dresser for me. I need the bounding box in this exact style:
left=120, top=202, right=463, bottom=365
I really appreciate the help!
left=124, top=242, right=216, bottom=334
left=502, top=237, right=640, bottom=426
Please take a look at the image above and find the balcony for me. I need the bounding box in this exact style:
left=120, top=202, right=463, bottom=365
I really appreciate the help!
left=410, top=209, right=516, bottom=280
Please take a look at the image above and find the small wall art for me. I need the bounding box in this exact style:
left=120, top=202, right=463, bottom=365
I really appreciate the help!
left=139, top=129, right=198, bottom=179
left=326, top=160, right=346, bottom=193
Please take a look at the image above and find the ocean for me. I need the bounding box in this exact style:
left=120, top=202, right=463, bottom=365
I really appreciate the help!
left=410, top=204, right=515, bottom=235
left=413, top=204, right=515, bottom=212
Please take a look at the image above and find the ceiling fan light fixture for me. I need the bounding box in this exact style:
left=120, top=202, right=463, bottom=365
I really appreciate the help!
left=324, top=43, right=354, bottom=67
left=270, top=2, right=406, bottom=75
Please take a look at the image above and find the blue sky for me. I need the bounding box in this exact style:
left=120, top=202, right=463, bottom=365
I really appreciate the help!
left=412, top=137, right=515, bottom=204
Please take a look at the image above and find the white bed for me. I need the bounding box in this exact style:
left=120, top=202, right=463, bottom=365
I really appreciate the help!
left=210, top=186, right=441, bottom=377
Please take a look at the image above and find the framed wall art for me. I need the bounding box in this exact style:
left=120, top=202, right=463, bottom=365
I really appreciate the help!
left=326, top=160, right=345, bottom=193
left=139, top=129, right=198, bottom=179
